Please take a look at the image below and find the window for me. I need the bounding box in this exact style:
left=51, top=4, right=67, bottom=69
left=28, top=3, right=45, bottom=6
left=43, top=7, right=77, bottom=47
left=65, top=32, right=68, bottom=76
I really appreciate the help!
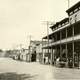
left=75, top=14, right=77, bottom=22
left=74, top=8, right=78, bottom=13
left=69, top=17, right=72, bottom=24
left=57, top=31, right=60, bottom=41
left=70, top=11, right=73, bottom=15
left=74, top=23, right=80, bottom=35
left=62, top=23, right=65, bottom=26
left=61, top=29, right=66, bottom=39
left=58, top=24, right=61, bottom=28
left=67, top=26, right=73, bottom=37
left=65, top=21, right=69, bottom=25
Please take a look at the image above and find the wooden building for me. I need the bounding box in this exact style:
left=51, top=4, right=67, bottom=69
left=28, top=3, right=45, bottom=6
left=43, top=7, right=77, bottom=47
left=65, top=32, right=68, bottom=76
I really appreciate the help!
left=42, top=1, right=80, bottom=68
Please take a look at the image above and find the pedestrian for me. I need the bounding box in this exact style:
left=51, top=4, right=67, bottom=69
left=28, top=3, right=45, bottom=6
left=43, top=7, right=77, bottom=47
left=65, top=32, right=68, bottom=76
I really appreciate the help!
left=44, top=58, right=45, bottom=64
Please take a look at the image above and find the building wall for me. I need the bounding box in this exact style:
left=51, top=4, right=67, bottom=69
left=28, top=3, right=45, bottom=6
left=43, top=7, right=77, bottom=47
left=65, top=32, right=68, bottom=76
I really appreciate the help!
left=36, top=44, right=42, bottom=62
left=69, top=10, right=80, bottom=24
left=19, top=49, right=29, bottom=61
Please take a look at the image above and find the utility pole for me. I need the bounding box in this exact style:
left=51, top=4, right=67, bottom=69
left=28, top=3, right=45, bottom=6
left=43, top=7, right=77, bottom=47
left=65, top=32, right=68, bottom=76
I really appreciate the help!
left=68, top=0, right=70, bottom=8
left=28, top=35, right=33, bottom=62
left=42, top=21, right=54, bottom=45
left=42, top=21, right=54, bottom=64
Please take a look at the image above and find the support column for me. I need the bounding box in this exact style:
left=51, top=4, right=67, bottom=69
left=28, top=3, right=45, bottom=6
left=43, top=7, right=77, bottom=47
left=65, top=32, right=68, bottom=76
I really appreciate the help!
left=66, top=28, right=68, bottom=67
left=54, top=46, right=57, bottom=66
left=42, top=38, right=44, bottom=64
left=60, top=31, right=62, bottom=59
left=50, top=48, right=53, bottom=65
left=66, top=44, right=68, bottom=67
left=72, top=26, right=74, bottom=68
left=60, top=45, right=62, bottom=59
left=73, top=42, right=74, bottom=68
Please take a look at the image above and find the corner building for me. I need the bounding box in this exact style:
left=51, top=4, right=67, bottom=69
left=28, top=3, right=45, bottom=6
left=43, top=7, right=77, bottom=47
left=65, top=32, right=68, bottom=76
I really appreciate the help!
left=42, top=1, right=80, bottom=68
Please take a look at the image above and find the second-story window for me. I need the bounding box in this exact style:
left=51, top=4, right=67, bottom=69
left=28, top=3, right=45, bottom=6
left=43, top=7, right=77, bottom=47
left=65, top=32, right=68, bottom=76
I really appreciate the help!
left=67, top=26, right=73, bottom=37
left=61, top=29, right=66, bottom=39
left=75, top=14, right=77, bottom=22
left=57, top=31, right=60, bottom=41
left=65, top=21, right=69, bottom=25
left=74, top=22, right=80, bottom=35
left=74, top=8, right=78, bottom=13
left=70, top=17, right=72, bottom=24
left=58, top=24, right=61, bottom=28
left=62, top=23, right=65, bottom=26
left=69, top=11, right=73, bottom=16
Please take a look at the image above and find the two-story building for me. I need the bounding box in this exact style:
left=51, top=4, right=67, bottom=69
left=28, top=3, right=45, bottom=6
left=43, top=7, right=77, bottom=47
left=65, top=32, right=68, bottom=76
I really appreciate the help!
left=19, top=48, right=29, bottom=61
left=36, top=41, right=47, bottom=63
left=42, top=1, right=80, bottom=68
left=29, top=40, right=42, bottom=62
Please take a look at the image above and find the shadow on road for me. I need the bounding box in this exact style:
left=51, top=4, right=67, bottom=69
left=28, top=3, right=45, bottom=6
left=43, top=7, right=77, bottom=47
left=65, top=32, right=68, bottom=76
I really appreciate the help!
left=0, top=72, right=37, bottom=80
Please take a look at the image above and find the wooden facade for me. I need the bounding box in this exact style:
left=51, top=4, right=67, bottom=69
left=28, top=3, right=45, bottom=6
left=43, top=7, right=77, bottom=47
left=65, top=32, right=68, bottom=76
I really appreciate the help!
left=42, top=1, right=80, bottom=68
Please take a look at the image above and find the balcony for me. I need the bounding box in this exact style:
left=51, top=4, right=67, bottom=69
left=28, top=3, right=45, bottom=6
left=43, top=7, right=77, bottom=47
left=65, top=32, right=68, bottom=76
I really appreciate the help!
left=42, top=34, right=80, bottom=49
left=52, top=23, right=70, bottom=33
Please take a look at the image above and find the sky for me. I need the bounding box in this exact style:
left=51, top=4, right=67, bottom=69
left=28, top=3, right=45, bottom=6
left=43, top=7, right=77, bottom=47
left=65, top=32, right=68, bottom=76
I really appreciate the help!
left=0, top=0, right=79, bottom=50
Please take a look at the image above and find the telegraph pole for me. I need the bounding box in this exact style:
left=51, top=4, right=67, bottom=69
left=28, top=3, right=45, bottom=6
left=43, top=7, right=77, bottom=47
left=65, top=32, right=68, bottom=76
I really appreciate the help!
left=42, top=21, right=54, bottom=64
left=68, top=0, right=70, bottom=8
left=28, top=35, right=32, bottom=62
left=42, top=21, right=54, bottom=46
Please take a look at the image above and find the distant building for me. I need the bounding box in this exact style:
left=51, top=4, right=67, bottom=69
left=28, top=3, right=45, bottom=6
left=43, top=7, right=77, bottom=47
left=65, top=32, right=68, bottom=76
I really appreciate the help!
left=36, top=41, right=47, bottom=63
left=19, top=48, right=29, bottom=61
left=11, top=49, right=20, bottom=60
left=29, top=40, right=44, bottom=62
left=42, top=1, right=80, bottom=68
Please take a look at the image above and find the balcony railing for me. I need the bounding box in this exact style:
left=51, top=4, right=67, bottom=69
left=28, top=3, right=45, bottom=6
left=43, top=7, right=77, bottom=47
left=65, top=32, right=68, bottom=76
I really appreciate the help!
left=52, top=23, right=70, bottom=33
left=42, top=34, right=80, bottom=48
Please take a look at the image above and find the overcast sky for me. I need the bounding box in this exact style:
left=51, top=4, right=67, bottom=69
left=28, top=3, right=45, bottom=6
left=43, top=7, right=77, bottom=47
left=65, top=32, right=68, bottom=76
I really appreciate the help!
left=0, top=0, right=79, bottom=50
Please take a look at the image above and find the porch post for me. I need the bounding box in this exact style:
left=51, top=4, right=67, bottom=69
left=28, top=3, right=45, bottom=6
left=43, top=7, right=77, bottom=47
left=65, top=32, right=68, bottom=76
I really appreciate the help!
left=72, top=26, right=74, bottom=68
left=73, top=42, right=74, bottom=68
left=42, top=38, right=44, bottom=64
left=51, top=48, right=53, bottom=65
left=66, top=28, right=68, bottom=67
left=60, top=31, right=62, bottom=59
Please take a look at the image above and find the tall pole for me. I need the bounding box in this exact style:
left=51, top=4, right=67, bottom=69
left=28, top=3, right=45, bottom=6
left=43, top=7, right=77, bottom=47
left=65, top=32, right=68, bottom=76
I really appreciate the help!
left=28, top=35, right=32, bottom=62
left=68, top=0, right=70, bottom=8
left=47, top=21, right=49, bottom=64
left=42, top=21, right=54, bottom=64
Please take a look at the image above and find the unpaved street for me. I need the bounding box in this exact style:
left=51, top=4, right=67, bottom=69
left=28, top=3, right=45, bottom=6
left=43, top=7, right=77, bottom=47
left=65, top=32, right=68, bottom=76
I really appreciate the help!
left=0, top=58, right=80, bottom=80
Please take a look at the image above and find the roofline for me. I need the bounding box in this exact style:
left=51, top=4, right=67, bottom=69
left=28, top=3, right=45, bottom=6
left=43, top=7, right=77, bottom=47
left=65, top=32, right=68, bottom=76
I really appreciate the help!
left=50, top=18, right=69, bottom=29
left=66, top=1, right=80, bottom=13
left=43, top=19, right=80, bottom=39
left=42, top=32, right=54, bottom=39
